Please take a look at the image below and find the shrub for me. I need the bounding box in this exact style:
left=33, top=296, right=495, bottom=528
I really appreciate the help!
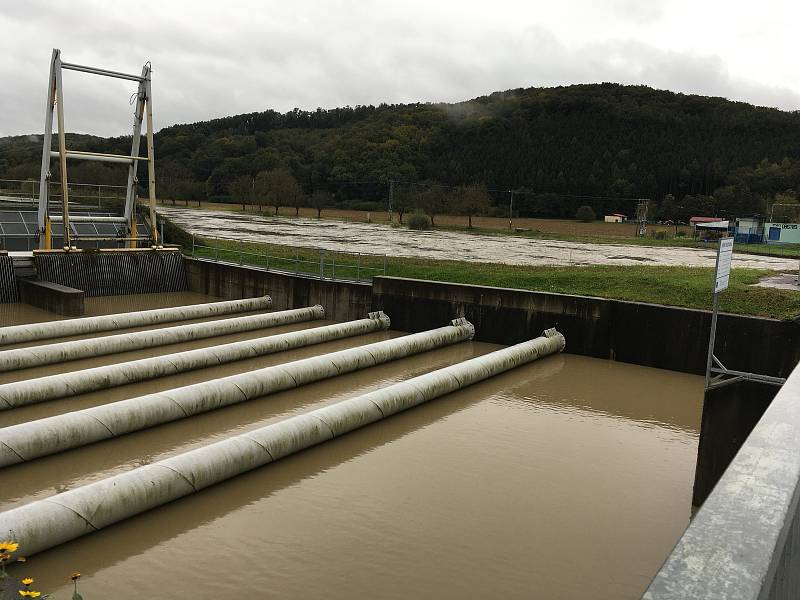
left=653, top=230, right=667, bottom=240
left=407, top=212, right=432, bottom=230
left=575, top=205, right=596, bottom=222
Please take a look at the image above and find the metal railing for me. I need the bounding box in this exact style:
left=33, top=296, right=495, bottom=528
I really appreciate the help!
left=0, top=179, right=127, bottom=209
left=190, top=235, right=386, bottom=283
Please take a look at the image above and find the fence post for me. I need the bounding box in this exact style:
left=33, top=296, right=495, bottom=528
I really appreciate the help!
left=332, top=255, right=336, bottom=280
left=294, top=248, right=299, bottom=275
left=357, top=253, right=361, bottom=282
left=191, top=234, right=195, bottom=257
left=319, top=249, right=325, bottom=280
left=383, top=254, right=387, bottom=276
left=239, top=239, right=244, bottom=265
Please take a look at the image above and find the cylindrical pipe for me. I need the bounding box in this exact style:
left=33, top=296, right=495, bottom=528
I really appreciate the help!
left=0, top=329, right=564, bottom=556
left=0, top=296, right=273, bottom=346
left=0, top=304, right=316, bottom=373
left=0, top=318, right=476, bottom=467
left=0, top=311, right=389, bottom=409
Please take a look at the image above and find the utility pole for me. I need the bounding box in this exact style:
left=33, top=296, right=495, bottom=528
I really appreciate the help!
left=508, top=190, right=514, bottom=230
left=388, top=179, right=394, bottom=221
left=250, top=176, right=255, bottom=212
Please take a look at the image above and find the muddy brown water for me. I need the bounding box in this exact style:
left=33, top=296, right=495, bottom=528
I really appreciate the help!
left=159, top=205, right=797, bottom=270
left=0, top=293, right=702, bottom=599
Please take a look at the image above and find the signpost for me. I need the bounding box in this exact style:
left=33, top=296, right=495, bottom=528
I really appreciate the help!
left=704, top=237, right=785, bottom=390
left=705, top=238, right=732, bottom=389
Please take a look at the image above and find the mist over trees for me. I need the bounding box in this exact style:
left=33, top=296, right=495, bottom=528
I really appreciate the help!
left=2, top=83, right=800, bottom=220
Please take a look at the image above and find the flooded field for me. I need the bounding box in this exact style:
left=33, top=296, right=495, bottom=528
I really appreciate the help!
left=159, top=205, right=797, bottom=269
left=0, top=292, right=703, bottom=599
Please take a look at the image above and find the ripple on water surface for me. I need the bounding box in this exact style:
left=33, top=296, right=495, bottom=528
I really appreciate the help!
left=8, top=348, right=702, bottom=600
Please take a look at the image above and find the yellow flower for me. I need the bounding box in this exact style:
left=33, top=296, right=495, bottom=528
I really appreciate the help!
left=21, top=577, right=33, bottom=586
left=70, top=571, right=81, bottom=581
left=0, top=541, right=19, bottom=553
left=18, top=592, right=40, bottom=598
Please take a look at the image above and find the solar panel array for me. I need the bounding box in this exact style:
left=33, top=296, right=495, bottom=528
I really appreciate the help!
left=0, top=210, right=150, bottom=251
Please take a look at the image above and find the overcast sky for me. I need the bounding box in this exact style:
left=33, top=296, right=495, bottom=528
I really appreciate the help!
left=1, top=0, right=799, bottom=137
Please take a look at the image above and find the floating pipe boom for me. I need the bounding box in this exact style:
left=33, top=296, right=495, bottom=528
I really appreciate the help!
left=0, top=328, right=564, bottom=556
left=0, top=318, right=476, bottom=467
left=0, top=312, right=389, bottom=409
left=0, top=305, right=320, bottom=373
left=0, top=295, right=273, bottom=346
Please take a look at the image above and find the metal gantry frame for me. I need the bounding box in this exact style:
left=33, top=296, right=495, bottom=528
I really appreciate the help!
left=37, top=48, right=160, bottom=250
left=635, top=198, right=649, bottom=236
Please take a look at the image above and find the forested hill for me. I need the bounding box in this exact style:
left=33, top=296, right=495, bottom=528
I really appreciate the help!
left=2, top=83, right=800, bottom=217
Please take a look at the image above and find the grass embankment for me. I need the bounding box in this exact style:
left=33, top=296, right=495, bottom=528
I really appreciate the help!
left=187, top=235, right=800, bottom=320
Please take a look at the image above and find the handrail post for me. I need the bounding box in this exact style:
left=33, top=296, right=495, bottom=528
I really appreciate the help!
left=191, top=234, right=195, bottom=257
left=239, top=239, right=244, bottom=265
left=319, top=248, right=325, bottom=280
left=357, top=253, right=361, bottom=282
left=332, top=254, right=336, bottom=280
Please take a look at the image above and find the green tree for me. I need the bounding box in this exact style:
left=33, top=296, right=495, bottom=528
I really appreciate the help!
left=254, top=167, right=302, bottom=216
left=575, top=205, right=596, bottom=222
left=309, top=189, right=331, bottom=219
left=454, top=183, right=490, bottom=228
left=418, top=185, right=448, bottom=226
left=659, top=194, right=677, bottom=221
left=229, top=176, right=253, bottom=211
left=392, top=183, right=415, bottom=224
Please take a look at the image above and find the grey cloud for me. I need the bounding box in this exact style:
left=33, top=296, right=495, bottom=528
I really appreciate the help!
left=608, top=0, right=665, bottom=24
left=1, top=1, right=798, bottom=138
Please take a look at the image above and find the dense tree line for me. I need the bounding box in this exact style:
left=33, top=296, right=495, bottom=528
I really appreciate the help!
left=2, top=83, right=799, bottom=220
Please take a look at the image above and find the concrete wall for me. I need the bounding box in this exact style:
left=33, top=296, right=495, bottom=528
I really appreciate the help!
left=17, top=278, right=84, bottom=316
left=185, top=258, right=372, bottom=324
left=35, top=250, right=188, bottom=297
left=0, top=253, right=17, bottom=303
left=644, top=362, right=800, bottom=600
left=372, top=276, right=800, bottom=377
left=692, top=381, right=780, bottom=506
left=186, top=262, right=799, bottom=378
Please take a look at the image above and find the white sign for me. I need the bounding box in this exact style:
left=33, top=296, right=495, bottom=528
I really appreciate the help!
left=714, top=238, right=733, bottom=293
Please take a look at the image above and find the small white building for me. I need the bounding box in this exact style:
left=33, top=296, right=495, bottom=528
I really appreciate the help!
left=604, top=213, right=627, bottom=223
left=766, top=222, right=800, bottom=244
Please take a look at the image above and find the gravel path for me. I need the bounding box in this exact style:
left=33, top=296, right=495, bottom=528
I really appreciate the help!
left=160, top=207, right=799, bottom=270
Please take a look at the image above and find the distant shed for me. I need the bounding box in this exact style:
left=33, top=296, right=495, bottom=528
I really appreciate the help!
left=734, top=216, right=765, bottom=244
left=765, top=222, right=800, bottom=244
left=604, top=213, right=627, bottom=223
left=689, top=216, right=724, bottom=225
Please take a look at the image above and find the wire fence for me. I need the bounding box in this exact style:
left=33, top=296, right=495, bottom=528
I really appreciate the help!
left=190, top=235, right=386, bottom=283
left=0, top=178, right=127, bottom=210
